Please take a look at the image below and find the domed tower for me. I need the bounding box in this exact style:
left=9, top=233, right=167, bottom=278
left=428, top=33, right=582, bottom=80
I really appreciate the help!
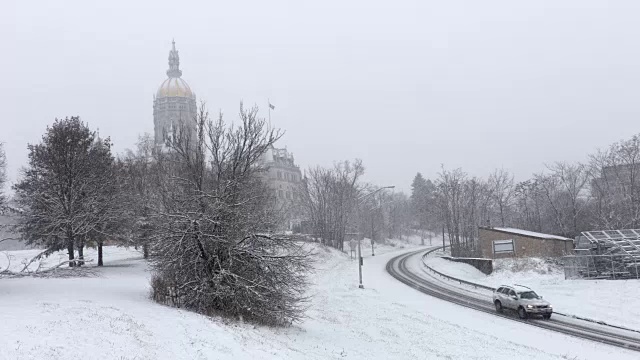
left=153, top=40, right=197, bottom=149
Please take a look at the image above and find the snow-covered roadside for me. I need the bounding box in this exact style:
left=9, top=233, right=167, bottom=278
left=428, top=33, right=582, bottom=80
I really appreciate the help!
left=0, top=243, right=637, bottom=359
left=423, top=251, right=640, bottom=331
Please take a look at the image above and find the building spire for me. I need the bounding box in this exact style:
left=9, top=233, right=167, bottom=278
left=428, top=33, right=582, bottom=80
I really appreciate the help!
left=167, top=39, right=182, bottom=78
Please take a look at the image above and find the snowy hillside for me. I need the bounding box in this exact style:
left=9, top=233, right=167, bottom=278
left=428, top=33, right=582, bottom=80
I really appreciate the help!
left=0, top=243, right=637, bottom=359
left=424, top=251, right=640, bottom=331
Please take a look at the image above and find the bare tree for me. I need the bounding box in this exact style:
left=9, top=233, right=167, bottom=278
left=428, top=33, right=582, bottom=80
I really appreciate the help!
left=301, top=160, right=364, bottom=250
left=120, top=134, right=158, bottom=259
left=589, top=135, right=640, bottom=229
left=534, top=162, right=590, bottom=237
left=84, top=137, right=124, bottom=266
left=436, top=167, right=468, bottom=256
left=513, top=179, right=544, bottom=232
left=488, top=169, right=514, bottom=227
left=0, top=142, right=6, bottom=208
left=149, top=103, right=312, bottom=325
left=410, top=135, right=640, bottom=244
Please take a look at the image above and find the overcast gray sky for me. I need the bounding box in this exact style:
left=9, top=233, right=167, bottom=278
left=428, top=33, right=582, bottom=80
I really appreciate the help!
left=3, top=0, right=640, bottom=192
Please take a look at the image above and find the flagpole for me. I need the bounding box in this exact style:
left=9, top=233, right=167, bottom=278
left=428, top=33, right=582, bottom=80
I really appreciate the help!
left=268, top=98, right=271, bottom=128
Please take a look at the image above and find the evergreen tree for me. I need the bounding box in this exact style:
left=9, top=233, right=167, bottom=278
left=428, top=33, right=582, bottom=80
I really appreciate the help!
left=411, top=173, right=428, bottom=228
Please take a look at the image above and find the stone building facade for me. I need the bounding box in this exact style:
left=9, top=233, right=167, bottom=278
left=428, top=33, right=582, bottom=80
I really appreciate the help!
left=153, top=41, right=197, bottom=150
left=478, top=227, right=574, bottom=259
left=259, top=146, right=303, bottom=230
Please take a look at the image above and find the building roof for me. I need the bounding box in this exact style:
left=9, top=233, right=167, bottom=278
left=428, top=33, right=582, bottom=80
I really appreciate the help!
left=482, top=227, right=573, bottom=241
left=156, top=40, right=195, bottom=99
left=157, top=77, right=194, bottom=98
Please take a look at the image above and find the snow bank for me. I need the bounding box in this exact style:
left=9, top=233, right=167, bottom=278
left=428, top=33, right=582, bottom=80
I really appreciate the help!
left=424, top=251, right=640, bottom=331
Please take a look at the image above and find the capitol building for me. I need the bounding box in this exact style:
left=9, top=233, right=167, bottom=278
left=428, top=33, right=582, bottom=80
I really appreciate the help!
left=152, top=41, right=303, bottom=230
left=153, top=40, right=197, bottom=149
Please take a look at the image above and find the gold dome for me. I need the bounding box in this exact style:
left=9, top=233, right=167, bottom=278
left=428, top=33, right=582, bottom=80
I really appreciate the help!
left=156, top=77, right=194, bottom=98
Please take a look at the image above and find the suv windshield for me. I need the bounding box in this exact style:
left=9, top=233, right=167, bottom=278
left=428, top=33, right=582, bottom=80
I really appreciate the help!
left=519, top=291, right=539, bottom=299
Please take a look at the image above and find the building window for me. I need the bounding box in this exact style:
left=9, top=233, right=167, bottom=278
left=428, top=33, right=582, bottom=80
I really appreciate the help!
left=277, top=171, right=282, bottom=180
left=493, top=239, right=514, bottom=254
left=278, top=190, right=284, bottom=199
left=286, top=191, right=291, bottom=199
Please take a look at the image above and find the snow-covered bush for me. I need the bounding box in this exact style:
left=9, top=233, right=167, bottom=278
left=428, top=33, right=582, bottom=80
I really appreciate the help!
left=148, top=103, right=312, bottom=326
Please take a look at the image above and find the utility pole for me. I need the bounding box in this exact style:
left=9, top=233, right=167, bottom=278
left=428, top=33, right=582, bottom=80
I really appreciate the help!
left=358, top=235, right=364, bottom=289
left=371, top=211, right=375, bottom=256
left=442, top=225, right=446, bottom=252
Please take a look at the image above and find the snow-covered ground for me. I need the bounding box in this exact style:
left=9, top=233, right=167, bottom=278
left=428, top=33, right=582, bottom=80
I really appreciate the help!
left=0, top=242, right=637, bottom=359
left=423, top=250, right=640, bottom=331
left=0, top=246, right=140, bottom=273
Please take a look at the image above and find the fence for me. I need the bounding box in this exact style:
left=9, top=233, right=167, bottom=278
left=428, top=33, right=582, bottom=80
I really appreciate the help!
left=563, top=253, right=640, bottom=280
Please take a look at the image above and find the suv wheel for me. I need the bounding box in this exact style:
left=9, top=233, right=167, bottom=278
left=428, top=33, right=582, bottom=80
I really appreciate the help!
left=494, top=301, right=503, bottom=313
left=542, top=314, right=551, bottom=320
left=518, top=307, right=528, bottom=319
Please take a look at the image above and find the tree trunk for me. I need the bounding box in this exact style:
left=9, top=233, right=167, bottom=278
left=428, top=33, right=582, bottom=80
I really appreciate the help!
left=77, top=238, right=85, bottom=267
left=98, top=241, right=104, bottom=266
left=67, top=241, right=75, bottom=267
left=143, top=243, right=149, bottom=259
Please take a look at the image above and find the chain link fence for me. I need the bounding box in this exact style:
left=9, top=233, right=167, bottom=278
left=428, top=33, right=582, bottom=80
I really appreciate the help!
left=563, top=253, right=640, bottom=280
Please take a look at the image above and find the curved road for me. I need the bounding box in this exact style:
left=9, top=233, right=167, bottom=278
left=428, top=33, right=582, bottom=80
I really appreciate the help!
left=386, top=248, right=640, bottom=352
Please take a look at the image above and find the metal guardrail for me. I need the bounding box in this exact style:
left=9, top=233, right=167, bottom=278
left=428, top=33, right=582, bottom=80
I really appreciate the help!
left=421, top=246, right=496, bottom=291
left=420, top=246, right=640, bottom=336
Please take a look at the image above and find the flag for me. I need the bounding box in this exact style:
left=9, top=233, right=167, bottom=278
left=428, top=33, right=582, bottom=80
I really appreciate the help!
left=269, top=103, right=275, bottom=110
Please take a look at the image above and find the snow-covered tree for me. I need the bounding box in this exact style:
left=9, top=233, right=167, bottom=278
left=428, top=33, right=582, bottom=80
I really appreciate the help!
left=488, top=168, right=514, bottom=227
left=149, top=103, right=312, bottom=325
left=410, top=172, right=438, bottom=231
left=83, top=136, right=123, bottom=266
left=120, top=134, right=158, bottom=259
left=0, top=142, right=6, bottom=208
left=383, top=192, right=412, bottom=239
left=301, top=160, right=364, bottom=250
left=589, top=135, right=640, bottom=229
left=13, top=117, right=119, bottom=266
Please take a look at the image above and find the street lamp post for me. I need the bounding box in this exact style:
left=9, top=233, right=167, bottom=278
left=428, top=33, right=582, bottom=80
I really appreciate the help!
left=355, top=185, right=394, bottom=289
left=371, top=211, right=375, bottom=256
left=371, top=237, right=375, bottom=256
left=357, top=237, right=364, bottom=288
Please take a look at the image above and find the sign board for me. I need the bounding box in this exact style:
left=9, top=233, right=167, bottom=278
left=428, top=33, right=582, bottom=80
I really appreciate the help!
left=493, top=239, right=514, bottom=254
left=349, top=239, right=357, bottom=251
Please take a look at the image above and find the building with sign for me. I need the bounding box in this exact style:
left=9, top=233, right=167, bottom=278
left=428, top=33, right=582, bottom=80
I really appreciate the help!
left=478, top=227, right=574, bottom=259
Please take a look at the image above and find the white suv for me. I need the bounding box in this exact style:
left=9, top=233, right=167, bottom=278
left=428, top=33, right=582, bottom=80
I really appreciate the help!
left=493, top=284, right=553, bottom=319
